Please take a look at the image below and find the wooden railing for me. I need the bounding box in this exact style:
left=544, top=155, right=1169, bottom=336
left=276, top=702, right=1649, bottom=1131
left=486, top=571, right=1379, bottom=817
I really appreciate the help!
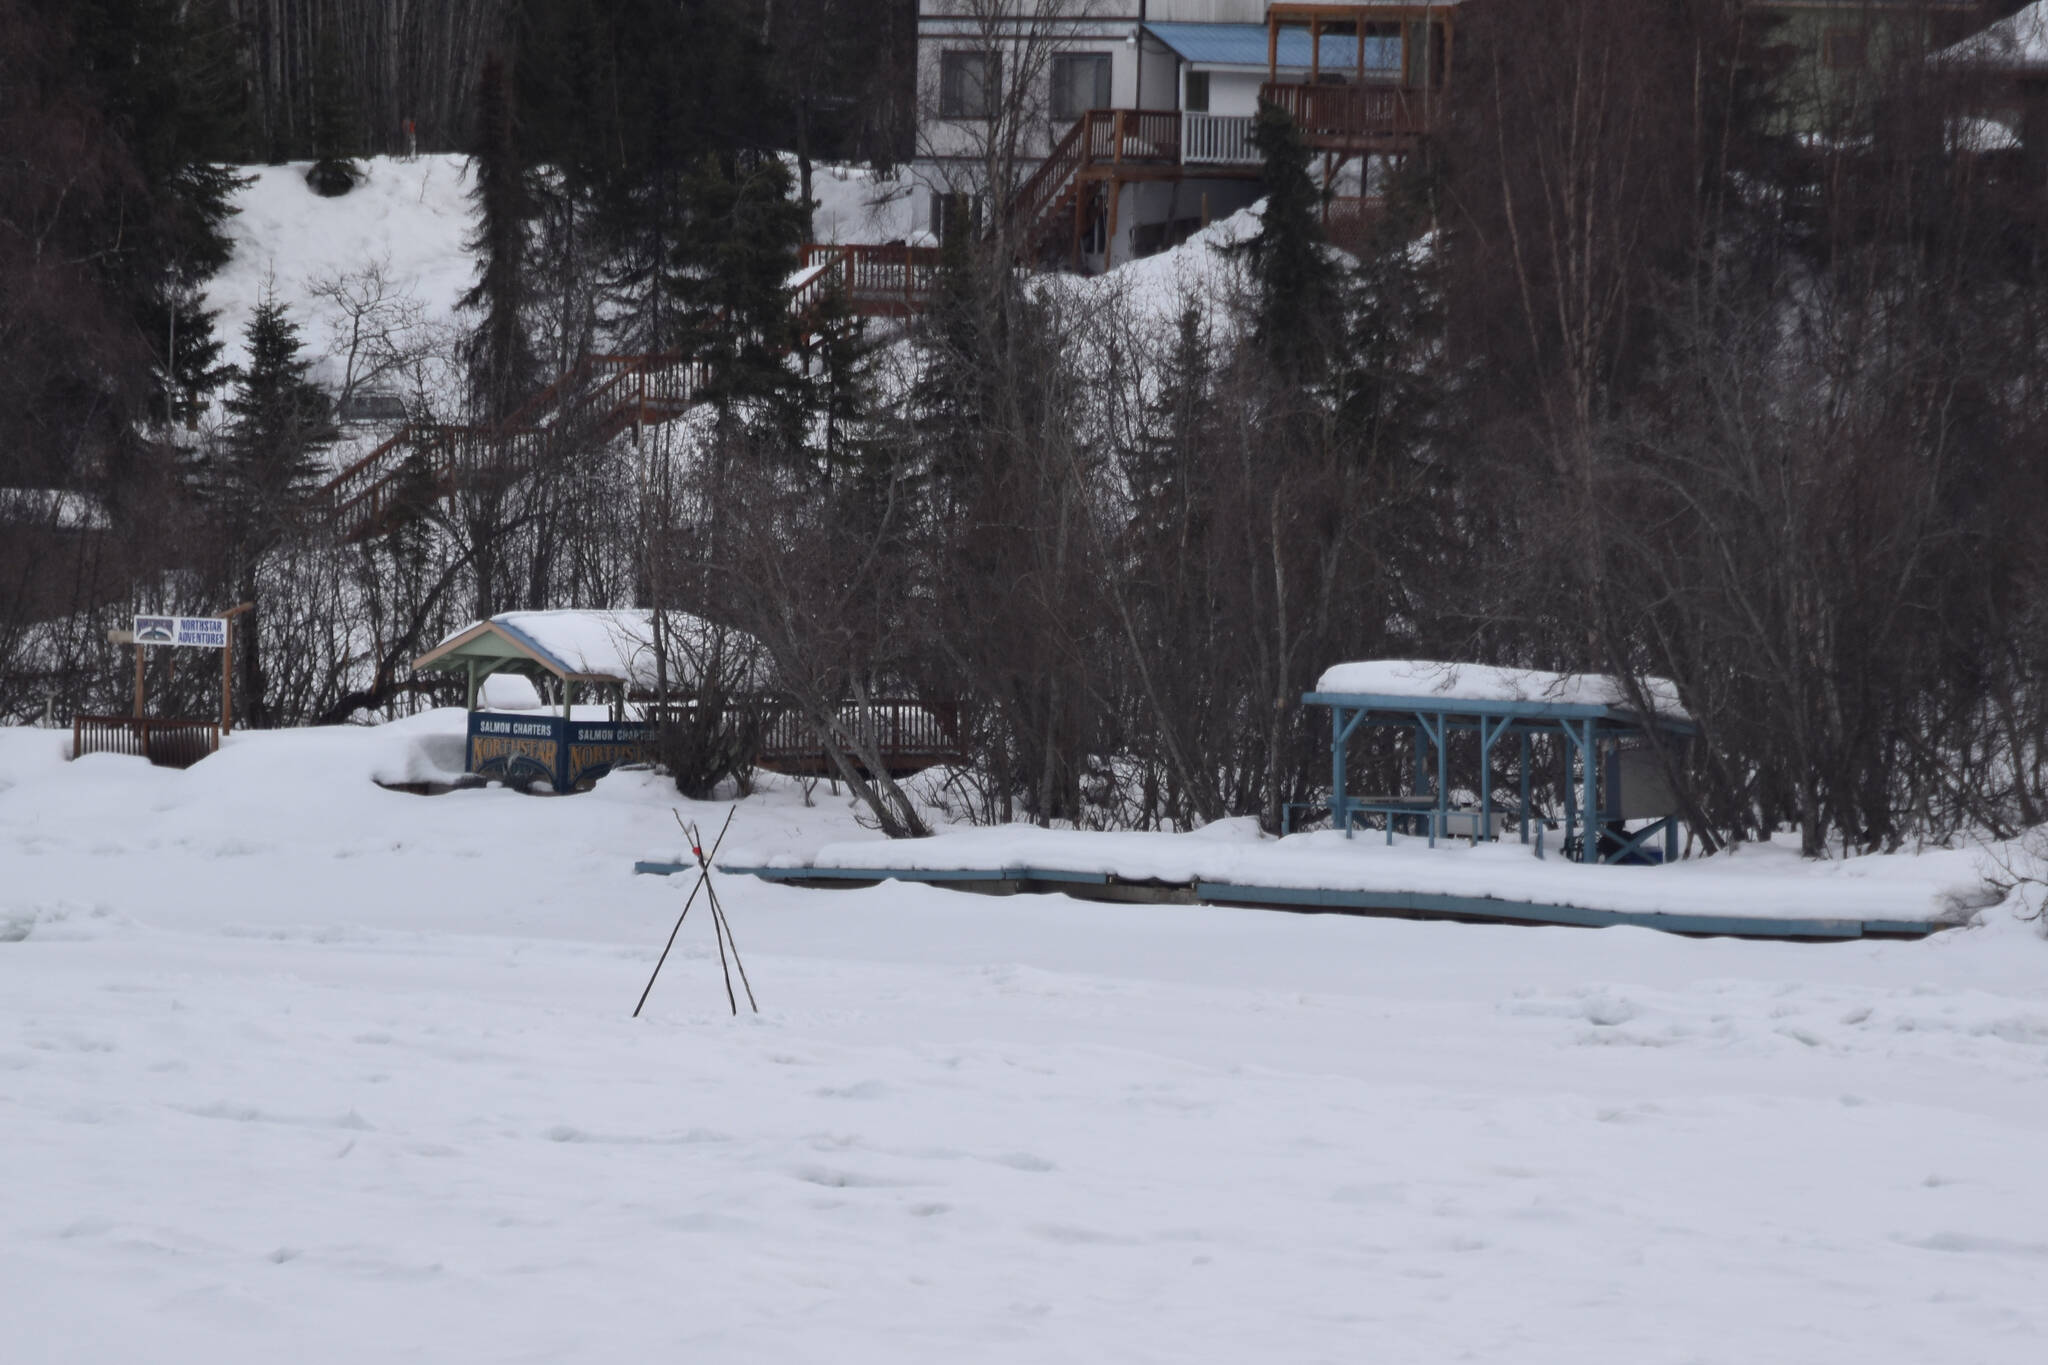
left=73, top=715, right=220, bottom=768
left=314, top=351, right=717, bottom=538
left=757, top=701, right=962, bottom=766
left=1324, top=195, right=1385, bottom=253
left=1183, top=112, right=1259, bottom=166
left=1259, top=82, right=1428, bottom=144
left=796, top=245, right=944, bottom=319
left=643, top=696, right=966, bottom=776
left=1083, top=109, right=1181, bottom=165
left=1009, top=113, right=1092, bottom=256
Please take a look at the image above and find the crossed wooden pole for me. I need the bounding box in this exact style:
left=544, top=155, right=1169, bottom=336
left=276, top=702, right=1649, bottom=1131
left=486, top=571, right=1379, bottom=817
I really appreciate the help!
left=633, top=806, right=758, bottom=1018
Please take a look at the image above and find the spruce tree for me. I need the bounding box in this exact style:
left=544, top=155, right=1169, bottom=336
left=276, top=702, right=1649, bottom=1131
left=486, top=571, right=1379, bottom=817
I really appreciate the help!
left=460, top=52, right=539, bottom=425
left=206, top=293, right=335, bottom=728
left=217, top=293, right=337, bottom=534
left=306, top=33, right=362, bottom=196
left=678, top=150, right=809, bottom=419
left=1239, top=101, right=1344, bottom=384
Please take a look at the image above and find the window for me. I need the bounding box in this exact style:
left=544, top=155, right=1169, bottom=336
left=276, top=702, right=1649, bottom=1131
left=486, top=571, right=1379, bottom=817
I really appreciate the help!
left=1821, top=26, right=1868, bottom=71
left=940, top=50, right=1000, bottom=119
left=1184, top=70, right=1210, bottom=114
left=1050, top=52, right=1111, bottom=122
left=929, top=191, right=982, bottom=244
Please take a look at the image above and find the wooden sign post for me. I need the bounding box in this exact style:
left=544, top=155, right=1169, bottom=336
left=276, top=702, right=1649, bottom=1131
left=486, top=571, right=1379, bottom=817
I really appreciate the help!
left=220, top=602, right=253, bottom=734
left=123, top=606, right=252, bottom=733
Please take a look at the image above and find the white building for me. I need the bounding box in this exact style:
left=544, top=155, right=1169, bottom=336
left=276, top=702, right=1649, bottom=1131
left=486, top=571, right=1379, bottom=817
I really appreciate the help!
left=910, top=1, right=1461, bottom=269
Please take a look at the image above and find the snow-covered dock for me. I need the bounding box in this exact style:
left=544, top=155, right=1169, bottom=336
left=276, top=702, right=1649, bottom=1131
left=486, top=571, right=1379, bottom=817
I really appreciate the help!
left=698, top=821, right=1975, bottom=942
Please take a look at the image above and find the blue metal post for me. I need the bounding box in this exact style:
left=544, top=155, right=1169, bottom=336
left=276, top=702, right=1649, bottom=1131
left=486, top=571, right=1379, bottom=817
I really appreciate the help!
left=1519, top=731, right=1532, bottom=844
left=1431, top=711, right=1448, bottom=847
left=1477, top=715, right=1510, bottom=843
left=1581, top=720, right=1598, bottom=864
left=1332, top=706, right=1349, bottom=838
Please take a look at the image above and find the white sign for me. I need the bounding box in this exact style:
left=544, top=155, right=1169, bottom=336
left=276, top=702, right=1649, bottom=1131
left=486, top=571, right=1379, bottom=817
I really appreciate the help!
left=133, top=616, right=229, bottom=649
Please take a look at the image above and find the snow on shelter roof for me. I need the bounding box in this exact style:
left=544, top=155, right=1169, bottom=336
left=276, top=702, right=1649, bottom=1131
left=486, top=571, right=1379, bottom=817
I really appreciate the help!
left=1312, top=660, right=1692, bottom=725
left=1935, top=1, right=2048, bottom=72
left=414, top=610, right=756, bottom=692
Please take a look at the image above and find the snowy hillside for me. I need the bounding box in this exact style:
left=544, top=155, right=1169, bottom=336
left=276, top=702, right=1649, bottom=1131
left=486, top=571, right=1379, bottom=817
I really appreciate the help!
left=205, top=156, right=477, bottom=396
left=4, top=720, right=2048, bottom=1362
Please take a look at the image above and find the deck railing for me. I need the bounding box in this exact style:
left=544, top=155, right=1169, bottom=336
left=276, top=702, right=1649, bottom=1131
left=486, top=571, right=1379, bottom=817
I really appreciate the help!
left=1083, top=109, right=1182, bottom=165
left=1182, top=113, right=1259, bottom=166
left=797, top=244, right=944, bottom=318
left=73, top=715, right=220, bottom=768
left=1258, top=82, right=1427, bottom=143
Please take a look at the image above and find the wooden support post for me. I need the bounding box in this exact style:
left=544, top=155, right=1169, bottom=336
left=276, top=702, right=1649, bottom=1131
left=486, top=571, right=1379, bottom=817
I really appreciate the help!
left=1310, top=17, right=1321, bottom=82
left=1268, top=16, right=1278, bottom=79
left=1072, top=181, right=1087, bottom=267
left=1104, top=178, right=1121, bottom=268
left=220, top=602, right=253, bottom=735
left=133, top=645, right=145, bottom=718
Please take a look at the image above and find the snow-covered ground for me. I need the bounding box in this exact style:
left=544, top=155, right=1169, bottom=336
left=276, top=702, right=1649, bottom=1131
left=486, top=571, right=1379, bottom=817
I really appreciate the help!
left=5, top=718, right=2048, bottom=1362
left=207, top=155, right=476, bottom=391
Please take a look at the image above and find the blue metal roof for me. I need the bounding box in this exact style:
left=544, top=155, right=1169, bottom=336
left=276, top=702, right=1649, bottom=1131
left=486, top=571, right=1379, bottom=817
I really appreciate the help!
left=1145, top=21, right=1402, bottom=71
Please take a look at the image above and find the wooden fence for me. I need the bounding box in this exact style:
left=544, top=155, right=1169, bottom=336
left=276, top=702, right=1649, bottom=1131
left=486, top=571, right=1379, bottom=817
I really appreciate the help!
left=72, top=716, right=221, bottom=768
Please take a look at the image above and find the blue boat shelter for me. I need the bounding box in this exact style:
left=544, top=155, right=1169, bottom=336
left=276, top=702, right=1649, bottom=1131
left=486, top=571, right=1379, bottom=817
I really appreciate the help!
left=1302, top=660, right=1698, bottom=864
left=412, top=610, right=666, bottom=793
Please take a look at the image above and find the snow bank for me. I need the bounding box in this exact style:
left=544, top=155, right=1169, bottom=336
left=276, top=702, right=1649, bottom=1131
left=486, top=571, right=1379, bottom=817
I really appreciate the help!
left=1038, top=204, right=1262, bottom=336
left=803, top=160, right=925, bottom=246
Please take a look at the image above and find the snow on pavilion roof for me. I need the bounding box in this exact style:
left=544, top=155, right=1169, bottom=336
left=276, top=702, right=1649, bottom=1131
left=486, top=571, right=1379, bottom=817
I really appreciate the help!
left=1934, top=0, right=2048, bottom=72
left=1313, top=660, right=1692, bottom=724
left=415, top=609, right=759, bottom=692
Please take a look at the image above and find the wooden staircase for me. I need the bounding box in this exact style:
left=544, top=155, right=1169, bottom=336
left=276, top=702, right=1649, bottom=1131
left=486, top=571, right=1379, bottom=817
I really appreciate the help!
left=1006, top=110, right=1186, bottom=267
left=318, top=248, right=952, bottom=543
left=316, top=351, right=710, bottom=542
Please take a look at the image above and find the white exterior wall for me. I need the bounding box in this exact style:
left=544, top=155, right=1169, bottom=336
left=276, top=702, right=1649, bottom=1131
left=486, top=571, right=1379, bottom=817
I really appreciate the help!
left=1145, top=0, right=1267, bottom=20
left=1199, top=69, right=1267, bottom=117
left=1138, top=33, right=1181, bottom=109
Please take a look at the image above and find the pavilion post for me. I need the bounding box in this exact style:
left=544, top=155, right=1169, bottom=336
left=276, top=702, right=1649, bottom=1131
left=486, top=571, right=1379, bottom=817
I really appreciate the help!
left=1477, top=715, right=1510, bottom=843
left=1434, top=712, right=1447, bottom=847
left=465, top=659, right=477, bottom=711
left=1519, top=732, right=1532, bottom=844
left=1331, top=706, right=1349, bottom=838
left=1580, top=720, right=1599, bottom=864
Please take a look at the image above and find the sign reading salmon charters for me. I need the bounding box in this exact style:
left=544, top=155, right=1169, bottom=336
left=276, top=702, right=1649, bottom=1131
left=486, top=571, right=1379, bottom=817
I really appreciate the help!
left=133, top=616, right=229, bottom=649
